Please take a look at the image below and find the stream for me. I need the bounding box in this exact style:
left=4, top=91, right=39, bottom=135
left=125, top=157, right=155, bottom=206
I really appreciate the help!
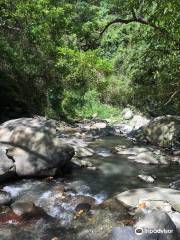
left=0, top=134, right=179, bottom=240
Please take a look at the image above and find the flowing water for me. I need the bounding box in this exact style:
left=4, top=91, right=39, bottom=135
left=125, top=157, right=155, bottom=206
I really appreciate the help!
left=0, top=135, right=179, bottom=239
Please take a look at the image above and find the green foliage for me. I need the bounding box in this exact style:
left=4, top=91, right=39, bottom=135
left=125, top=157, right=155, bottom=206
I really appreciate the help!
left=101, top=22, right=180, bottom=115
left=99, top=0, right=180, bottom=116
left=0, top=0, right=179, bottom=120
left=76, top=90, right=121, bottom=119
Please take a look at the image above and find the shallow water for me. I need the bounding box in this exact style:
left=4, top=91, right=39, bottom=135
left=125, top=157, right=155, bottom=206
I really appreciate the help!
left=0, top=135, right=179, bottom=239
left=70, top=136, right=180, bottom=195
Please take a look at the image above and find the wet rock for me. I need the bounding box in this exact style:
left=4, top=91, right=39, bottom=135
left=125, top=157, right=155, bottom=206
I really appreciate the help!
left=75, top=147, right=95, bottom=158
left=65, top=180, right=90, bottom=194
left=99, top=197, right=129, bottom=216
left=71, top=195, right=96, bottom=208
left=11, top=201, right=35, bottom=216
left=90, top=122, right=107, bottom=129
left=0, top=191, right=12, bottom=205
left=60, top=138, right=95, bottom=158
left=11, top=200, right=47, bottom=219
left=114, top=145, right=170, bottom=165
left=71, top=158, right=94, bottom=168
left=87, top=126, right=115, bottom=137
left=134, top=210, right=178, bottom=240
left=0, top=206, right=12, bottom=215
left=75, top=203, right=91, bottom=214
left=86, top=166, right=98, bottom=171
left=138, top=175, right=155, bottom=183
left=74, top=198, right=132, bottom=240
left=116, top=187, right=180, bottom=212
left=169, top=179, right=180, bottom=190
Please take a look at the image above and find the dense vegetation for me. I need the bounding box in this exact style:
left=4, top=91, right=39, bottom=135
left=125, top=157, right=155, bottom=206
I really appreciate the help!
left=0, top=0, right=179, bottom=121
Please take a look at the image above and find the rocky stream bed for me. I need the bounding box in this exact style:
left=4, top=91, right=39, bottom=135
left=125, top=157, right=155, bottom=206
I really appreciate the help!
left=0, top=111, right=180, bottom=240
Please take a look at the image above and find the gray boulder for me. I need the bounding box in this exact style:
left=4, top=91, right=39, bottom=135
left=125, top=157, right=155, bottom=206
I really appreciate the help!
left=133, top=115, right=180, bottom=149
left=122, top=108, right=134, bottom=120
left=75, top=147, right=95, bottom=158
left=0, top=190, right=12, bottom=205
left=134, top=211, right=178, bottom=240
left=169, top=179, right=180, bottom=190
left=114, top=146, right=171, bottom=165
left=0, top=118, right=74, bottom=177
left=11, top=201, right=35, bottom=216
left=168, top=212, right=180, bottom=234
left=129, top=115, right=150, bottom=130
left=116, top=187, right=180, bottom=212
left=0, top=117, right=56, bottom=147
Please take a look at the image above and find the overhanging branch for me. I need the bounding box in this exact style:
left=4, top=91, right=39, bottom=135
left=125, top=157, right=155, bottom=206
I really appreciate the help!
left=99, top=16, right=180, bottom=49
left=100, top=17, right=166, bottom=37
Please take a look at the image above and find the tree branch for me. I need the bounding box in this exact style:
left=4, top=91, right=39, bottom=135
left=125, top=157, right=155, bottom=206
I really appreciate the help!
left=0, top=23, right=20, bottom=31
left=99, top=16, right=180, bottom=49
left=164, top=89, right=179, bottom=105
left=131, top=8, right=137, bottom=20
left=100, top=18, right=135, bottom=37
left=100, top=17, right=165, bottom=37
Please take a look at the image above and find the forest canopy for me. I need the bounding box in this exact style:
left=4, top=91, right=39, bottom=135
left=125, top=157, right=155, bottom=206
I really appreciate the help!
left=0, top=0, right=179, bottom=120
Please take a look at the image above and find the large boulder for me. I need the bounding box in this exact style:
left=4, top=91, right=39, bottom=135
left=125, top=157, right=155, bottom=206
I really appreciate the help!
left=0, top=118, right=74, bottom=177
left=134, top=211, right=178, bottom=240
left=116, top=187, right=180, bottom=212
left=0, top=117, right=56, bottom=146
left=133, top=115, right=180, bottom=149
left=113, top=112, right=150, bottom=136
